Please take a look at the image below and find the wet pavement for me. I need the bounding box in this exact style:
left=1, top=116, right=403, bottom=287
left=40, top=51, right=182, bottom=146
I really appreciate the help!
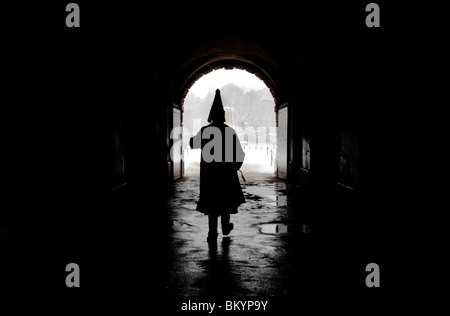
left=162, top=172, right=309, bottom=296
left=2, top=169, right=446, bottom=312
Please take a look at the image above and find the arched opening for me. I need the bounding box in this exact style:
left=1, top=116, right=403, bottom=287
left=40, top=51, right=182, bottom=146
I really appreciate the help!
left=182, top=68, right=277, bottom=177
left=169, top=37, right=290, bottom=182
left=163, top=43, right=297, bottom=296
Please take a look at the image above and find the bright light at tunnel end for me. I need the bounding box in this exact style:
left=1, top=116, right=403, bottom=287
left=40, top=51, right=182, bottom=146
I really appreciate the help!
left=188, top=69, right=268, bottom=99
left=175, top=68, right=277, bottom=168
left=170, top=122, right=277, bottom=163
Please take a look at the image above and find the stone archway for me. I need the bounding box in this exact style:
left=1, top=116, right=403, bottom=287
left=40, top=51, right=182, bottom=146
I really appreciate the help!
left=170, top=37, right=287, bottom=108
left=168, top=37, right=289, bottom=180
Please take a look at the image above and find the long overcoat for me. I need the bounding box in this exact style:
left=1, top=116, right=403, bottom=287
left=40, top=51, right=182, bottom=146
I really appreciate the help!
left=190, top=122, right=245, bottom=215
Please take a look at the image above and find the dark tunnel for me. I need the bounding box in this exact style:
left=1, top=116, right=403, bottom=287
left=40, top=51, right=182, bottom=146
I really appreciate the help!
left=1, top=1, right=448, bottom=311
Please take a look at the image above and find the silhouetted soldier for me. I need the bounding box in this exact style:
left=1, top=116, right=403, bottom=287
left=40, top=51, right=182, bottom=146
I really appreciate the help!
left=190, top=89, right=245, bottom=247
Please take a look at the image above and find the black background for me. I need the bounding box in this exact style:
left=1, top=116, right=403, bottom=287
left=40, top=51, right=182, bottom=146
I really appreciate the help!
left=1, top=0, right=448, bottom=312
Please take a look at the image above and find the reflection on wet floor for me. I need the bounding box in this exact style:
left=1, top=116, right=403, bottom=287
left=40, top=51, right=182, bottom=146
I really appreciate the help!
left=259, top=223, right=288, bottom=234
left=163, top=173, right=305, bottom=296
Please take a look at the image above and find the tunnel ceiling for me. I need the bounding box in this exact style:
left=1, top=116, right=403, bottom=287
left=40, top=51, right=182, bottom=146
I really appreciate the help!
left=170, top=37, right=287, bottom=108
